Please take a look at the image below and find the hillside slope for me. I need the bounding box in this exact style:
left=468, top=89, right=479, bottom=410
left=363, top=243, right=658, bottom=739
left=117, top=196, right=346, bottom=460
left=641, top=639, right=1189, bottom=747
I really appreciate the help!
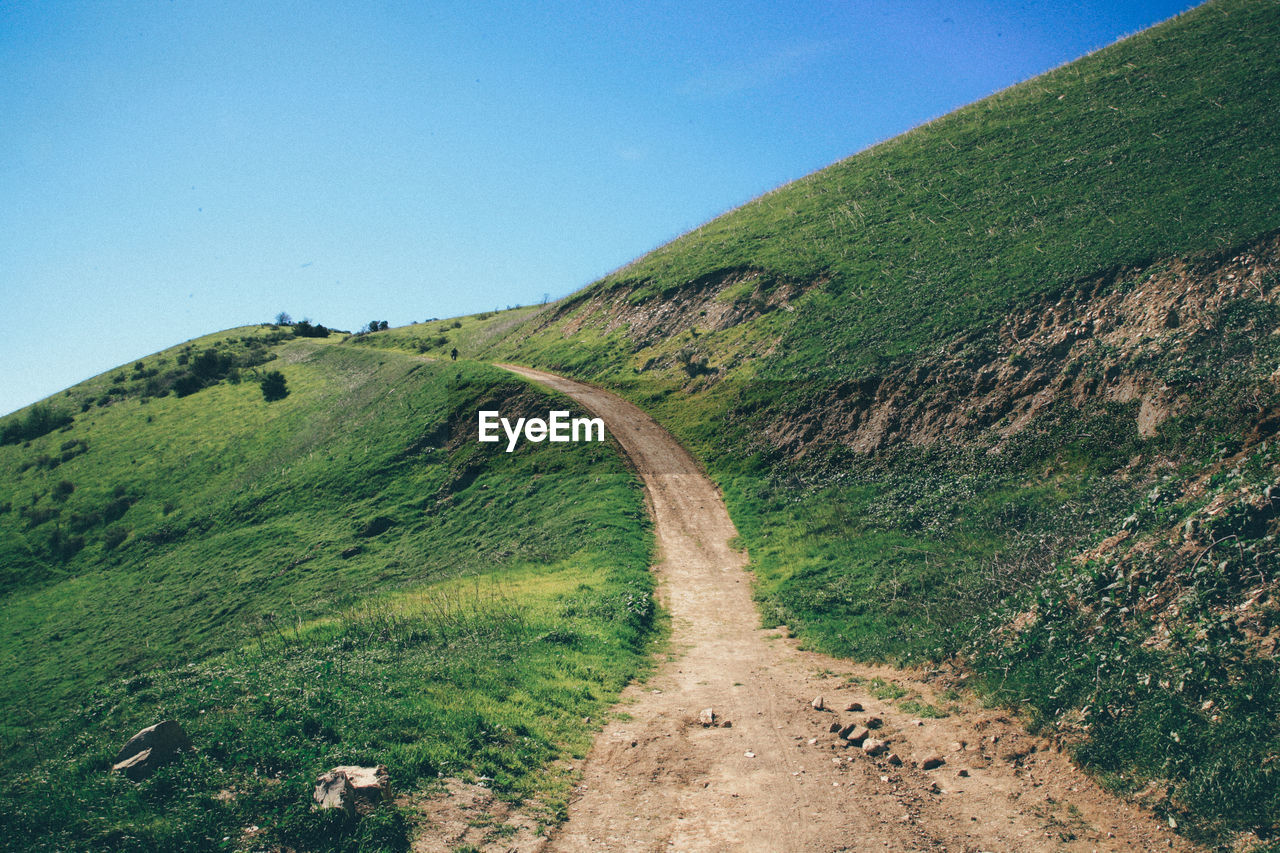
left=0, top=329, right=657, bottom=851
left=435, top=0, right=1279, bottom=845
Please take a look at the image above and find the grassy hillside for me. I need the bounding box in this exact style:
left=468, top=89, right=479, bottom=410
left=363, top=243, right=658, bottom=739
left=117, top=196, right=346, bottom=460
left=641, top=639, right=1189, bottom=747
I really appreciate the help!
left=429, top=0, right=1279, bottom=846
left=538, top=0, right=1278, bottom=379
left=0, top=330, right=656, bottom=851
left=347, top=305, right=547, bottom=362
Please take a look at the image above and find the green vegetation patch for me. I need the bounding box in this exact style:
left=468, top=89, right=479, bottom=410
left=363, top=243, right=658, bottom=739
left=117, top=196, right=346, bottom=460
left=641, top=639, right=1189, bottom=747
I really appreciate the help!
left=0, top=339, right=656, bottom=851
left=4, top=561, right=658, bottom=852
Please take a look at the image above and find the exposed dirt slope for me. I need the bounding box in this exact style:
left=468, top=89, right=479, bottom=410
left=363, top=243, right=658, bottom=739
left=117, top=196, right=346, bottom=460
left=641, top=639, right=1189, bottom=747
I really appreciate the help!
left=418, top=364, right=1197, bottom=852
left=761, top=231, right=1280, bottom=456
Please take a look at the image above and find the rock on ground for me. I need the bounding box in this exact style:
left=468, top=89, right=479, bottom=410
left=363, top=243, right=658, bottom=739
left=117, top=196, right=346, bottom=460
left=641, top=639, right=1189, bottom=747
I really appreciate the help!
left=314, top=765, right=392, bottom=815
left=111, top=720, right=191, bottom=781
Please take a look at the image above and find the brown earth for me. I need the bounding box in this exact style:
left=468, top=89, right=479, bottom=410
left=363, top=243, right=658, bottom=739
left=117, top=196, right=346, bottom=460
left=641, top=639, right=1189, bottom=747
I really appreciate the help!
left=410, top=364, right=1201, bottom=852
left=764, top=230, right=1280, bottom=455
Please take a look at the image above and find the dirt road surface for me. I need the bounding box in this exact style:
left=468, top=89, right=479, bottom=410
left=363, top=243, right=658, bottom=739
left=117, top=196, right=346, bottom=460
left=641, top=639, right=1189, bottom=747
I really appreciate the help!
left=418, top=364, right=1198, bottom=853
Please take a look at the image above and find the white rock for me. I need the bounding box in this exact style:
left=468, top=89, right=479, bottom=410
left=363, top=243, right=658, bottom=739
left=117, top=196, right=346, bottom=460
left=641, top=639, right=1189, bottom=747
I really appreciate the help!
left=313, top=765, right=391, bottom=815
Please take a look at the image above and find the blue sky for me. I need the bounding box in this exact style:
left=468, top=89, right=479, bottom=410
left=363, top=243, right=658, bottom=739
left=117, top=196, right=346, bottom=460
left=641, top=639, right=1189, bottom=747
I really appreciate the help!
left=1, top=0, right=1198, bottom=415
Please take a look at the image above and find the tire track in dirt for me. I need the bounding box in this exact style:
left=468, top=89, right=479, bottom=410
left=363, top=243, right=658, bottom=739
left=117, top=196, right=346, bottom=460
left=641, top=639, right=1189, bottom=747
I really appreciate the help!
left=440, top=364, right=1199, bottom=852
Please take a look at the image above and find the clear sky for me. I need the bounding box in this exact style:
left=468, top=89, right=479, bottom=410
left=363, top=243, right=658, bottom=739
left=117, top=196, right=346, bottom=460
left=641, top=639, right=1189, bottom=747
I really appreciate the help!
left=1, top=0, right=1199, bottom=415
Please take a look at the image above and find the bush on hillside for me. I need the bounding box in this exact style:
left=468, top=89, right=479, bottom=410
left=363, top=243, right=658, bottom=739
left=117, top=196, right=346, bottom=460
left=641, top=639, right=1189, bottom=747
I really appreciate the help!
left=0, top=404, right=74, bottom=446
left=293, top=319, right=331, bottom=338
left=102, top=526, right=128, bottom=550
left=260, top=370, right=288, bottom=402
left=171, top=372, right=204, bottom=398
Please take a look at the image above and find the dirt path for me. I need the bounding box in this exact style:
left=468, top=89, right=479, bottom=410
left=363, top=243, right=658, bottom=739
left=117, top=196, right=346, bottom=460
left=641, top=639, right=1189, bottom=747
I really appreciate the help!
left=430, top=364, right=1198, bottom=852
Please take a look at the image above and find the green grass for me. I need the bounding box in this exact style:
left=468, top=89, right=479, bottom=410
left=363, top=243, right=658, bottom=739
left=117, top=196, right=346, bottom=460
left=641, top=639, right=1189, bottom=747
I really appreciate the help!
left=3, top=563, right=659, bottom=852
left=0, top=331, right=657, bottom=851
left=867, top=678, right=908, bottom=702
left=897, top=699, right=947, bottom=719
left=347, top=305, right=547, bottom=361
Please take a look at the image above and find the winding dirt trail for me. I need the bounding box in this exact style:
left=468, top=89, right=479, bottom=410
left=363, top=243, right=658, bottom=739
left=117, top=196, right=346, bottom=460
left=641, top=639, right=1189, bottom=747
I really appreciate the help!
left=434, top=365, right=1199, bottom=852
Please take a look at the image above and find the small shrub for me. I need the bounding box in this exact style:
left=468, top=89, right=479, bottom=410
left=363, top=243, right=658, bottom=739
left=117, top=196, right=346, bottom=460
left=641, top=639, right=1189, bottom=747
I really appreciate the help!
left=356, top=515, right=396, bottom=537
left=20, top=506, right=60, bottom=528
left=260, top=370, right=289, bottom=402
left=0, top=404, right=74, bottom=445
left=66, top=509, right=102, bottom=533
left=102, top=526, right=128, bottom=550
left=191, top=348, right=232, bottom=380
left=293, top=319, right=331, bottom=338
left=172, top=372, right=203, bottom=397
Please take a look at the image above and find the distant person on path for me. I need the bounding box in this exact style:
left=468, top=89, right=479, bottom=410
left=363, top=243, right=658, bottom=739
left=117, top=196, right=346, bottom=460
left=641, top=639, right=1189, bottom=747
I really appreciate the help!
left=450, top=348, right=458, bottom=361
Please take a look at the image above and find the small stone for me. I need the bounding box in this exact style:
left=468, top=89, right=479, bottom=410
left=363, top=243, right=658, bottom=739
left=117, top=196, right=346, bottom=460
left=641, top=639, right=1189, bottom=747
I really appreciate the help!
left=744, top=751, right=756, bottom=759
left=812, top=696, right=825, bottom=711
left=919, top=754, right=946, bottom=770
left=839, top=724, right=869, bottom=745
left=950, top=741, right=966, bottom=751
left=722, top=720, right=732, bottom=728
left=862, top=738, right=888, bottom=757
left=956, top=769, right=969, bottom=777
left=864, top=716, right=884, bottom=730
left=698, top=708, right=716, bottom=727
left=844, top=702, right=864, bottom=712
left=887, top=753, right=903, bottom=766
